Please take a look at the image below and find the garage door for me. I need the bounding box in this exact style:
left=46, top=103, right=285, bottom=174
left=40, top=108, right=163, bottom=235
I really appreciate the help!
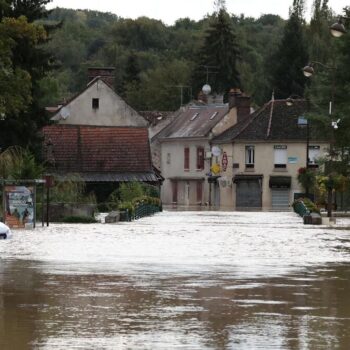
left=271, top=189, right=290, bottom=209
left=236, top=180, right=262, bottom=209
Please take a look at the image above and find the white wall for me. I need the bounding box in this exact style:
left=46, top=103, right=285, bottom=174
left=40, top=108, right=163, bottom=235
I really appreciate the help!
left=53, top=80, right=148, bottom=127
left=160, top=140, right=211, bottom=205
left=212, top=141, right=329, bottom=210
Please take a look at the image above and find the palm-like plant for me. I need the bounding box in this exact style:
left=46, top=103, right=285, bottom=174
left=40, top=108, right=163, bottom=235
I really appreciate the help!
left=0, top=146, right=44, bottom=180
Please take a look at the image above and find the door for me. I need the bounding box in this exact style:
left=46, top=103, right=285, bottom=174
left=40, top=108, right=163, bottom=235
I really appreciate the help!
left=271, top=189, right=290, bottom=209
left=236, top=180, right=262, bottom=209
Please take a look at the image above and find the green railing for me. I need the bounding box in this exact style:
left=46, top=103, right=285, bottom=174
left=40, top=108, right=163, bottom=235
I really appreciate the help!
left=134, top=204, right=161, bottom=220
left=119, top=204, right=161, bottom=222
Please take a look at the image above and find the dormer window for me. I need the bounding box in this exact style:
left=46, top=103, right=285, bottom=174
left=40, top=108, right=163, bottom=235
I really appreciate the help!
left=92, top=98, right=99, bottom=109
left=190, top=112, right=199, bottom=121
left=210, top=112, right=218, bottom=120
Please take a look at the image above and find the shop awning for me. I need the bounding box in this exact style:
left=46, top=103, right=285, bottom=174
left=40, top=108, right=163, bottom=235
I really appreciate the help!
left=269, top=176, right=291, bottom=189
left=233, top=174, right=263, bottom=183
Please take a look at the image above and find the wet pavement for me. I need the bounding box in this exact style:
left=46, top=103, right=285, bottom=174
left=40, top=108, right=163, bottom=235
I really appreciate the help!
left=1, top=211, right=350, bottom=349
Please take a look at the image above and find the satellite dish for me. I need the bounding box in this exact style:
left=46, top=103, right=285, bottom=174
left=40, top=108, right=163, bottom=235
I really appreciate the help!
left=212, top=146, right=221, bottom=157
left=60, top=107, right=70, bottom=120
left=202, top=84, right=211, bottom=95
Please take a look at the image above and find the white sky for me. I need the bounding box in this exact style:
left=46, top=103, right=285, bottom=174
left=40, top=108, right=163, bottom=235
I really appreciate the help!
left=47, top=0, right=348, bottom=24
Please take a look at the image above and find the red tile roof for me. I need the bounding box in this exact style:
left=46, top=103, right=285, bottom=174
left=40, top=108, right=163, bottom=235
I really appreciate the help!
left=42, top=125, right=153, bottom=173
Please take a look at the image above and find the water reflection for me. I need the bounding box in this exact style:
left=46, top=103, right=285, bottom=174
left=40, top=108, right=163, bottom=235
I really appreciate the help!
left=0, top=212, right=350, bottom=349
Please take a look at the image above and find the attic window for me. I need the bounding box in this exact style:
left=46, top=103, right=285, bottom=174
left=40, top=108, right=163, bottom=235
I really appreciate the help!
left=92, top=98, right=99, bottom=109
left=210, top=112, right=218, bottom=120
left=190, top=112, right=199, bottom=121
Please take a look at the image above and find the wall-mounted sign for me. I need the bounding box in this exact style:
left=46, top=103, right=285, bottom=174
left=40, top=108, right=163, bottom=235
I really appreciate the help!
left=211, top=163, right=221, bottom=175
left=288, top=157, right=298, bottom=164
left=221, top=152, right=228, bottom=171
left=274, top=145, right=287, bottom=149
left=4, top=185, right=35, bottom=229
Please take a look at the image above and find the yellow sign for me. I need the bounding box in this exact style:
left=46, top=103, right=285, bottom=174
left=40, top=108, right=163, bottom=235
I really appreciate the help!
left=211, top=163, right=221, bottom=175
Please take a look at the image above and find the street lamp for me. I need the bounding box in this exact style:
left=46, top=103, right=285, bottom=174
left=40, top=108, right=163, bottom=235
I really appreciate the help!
left=330, top=16, right=350, bottom=38
left=302, top=61, right=338, bottom=217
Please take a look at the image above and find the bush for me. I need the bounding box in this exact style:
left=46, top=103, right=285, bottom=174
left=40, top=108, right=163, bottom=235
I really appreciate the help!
left=61, top=215, right=98, bottom=223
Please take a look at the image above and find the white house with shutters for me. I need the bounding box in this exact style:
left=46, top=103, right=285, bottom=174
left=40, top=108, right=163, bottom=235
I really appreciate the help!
left=152, top=90, right=251, bottom=207
left=210, top=98, right=330, bottom=210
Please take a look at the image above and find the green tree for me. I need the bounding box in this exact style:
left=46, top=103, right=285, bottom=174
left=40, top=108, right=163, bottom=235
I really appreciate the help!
left=0, top=16, right=47, bottom=116
left=269, top=1, right=309, bottom=99
left=0, top=0, right=55, bottom=154
left=193, top=8, right=241, bottom=97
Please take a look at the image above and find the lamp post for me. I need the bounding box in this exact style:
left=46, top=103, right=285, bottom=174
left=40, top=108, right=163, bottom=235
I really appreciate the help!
left=330, top=16, right=350, bottom=38
left=286, top=96, right=310, bottom=168
left=302, top=61, right=338, bottom=217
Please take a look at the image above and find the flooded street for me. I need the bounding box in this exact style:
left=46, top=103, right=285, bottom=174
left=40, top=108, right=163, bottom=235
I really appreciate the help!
left=1, top=211, right=350, bottom=349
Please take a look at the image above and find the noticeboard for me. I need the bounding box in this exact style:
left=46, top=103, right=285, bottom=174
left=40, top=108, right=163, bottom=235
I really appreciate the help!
left=3, top=185, right=35, bottom=229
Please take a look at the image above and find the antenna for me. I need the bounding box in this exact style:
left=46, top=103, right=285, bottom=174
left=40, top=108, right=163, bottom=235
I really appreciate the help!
left=200, top=65, right=218, bottom=84
left=167, top=85, right=192, bottom=107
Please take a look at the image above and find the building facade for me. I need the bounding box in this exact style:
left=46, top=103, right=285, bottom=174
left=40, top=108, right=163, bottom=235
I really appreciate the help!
left=154, top=91, right=251, bottom=207
left=210, top=98, right=329, bottom=210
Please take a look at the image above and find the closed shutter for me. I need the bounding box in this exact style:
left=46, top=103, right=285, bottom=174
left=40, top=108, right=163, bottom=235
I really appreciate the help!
left=196, top=147, right=204, bottom=170
left=271, top=189, right=290, bottom=209
left=236, top=180, right=262, bottom=209
left=274, top=149, right=287, bottom=167
left=184, top=147, right=189, bottom=170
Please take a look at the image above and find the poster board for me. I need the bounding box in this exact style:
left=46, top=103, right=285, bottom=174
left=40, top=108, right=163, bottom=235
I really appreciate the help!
left=3, top=185, right=35, bottom=229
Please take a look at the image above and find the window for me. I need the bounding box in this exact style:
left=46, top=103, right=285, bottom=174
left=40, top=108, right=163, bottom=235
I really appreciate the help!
left=184, top=147, right=190, bottom=171
left=196, top=147, right=204, bottom=170
left=245, top=146, right=255, bottom=168
left=190, top=112, right=199, bottom=121
left=166, top=153, right=171, bottom=164
left=274, top=146, right=287, bottom=168
left=209, top=112, right=218, bottom=120
left=92, top=98, right=99, bottom=109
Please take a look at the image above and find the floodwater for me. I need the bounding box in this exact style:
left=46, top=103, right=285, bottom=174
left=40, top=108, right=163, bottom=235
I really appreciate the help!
left=1, top=211, right=350, bottom=350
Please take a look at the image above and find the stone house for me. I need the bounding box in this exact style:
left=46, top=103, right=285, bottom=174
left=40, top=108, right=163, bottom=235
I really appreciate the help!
left=210, top=97, right=330, bottom=210
left=42, top=68, right=161, bottom=200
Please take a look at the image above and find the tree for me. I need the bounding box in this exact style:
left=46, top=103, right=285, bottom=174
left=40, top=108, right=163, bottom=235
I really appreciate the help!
left=269, top=1, right=309, bottom=99
left=193, top=8, right=241, bottom=98
left=0, top=16, right=46, bottom=116
left=0, top=0, right=55, bottom=154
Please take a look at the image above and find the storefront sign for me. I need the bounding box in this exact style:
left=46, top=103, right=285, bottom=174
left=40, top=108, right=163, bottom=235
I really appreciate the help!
left=221, top=152, right=228, bottom=172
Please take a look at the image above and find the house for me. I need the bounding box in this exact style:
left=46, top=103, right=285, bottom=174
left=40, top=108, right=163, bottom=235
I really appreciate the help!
left=210, top=97, right=330, bottom=210
left=42, top=68, right=161, bottom=200
left=152, top=90, right=251, bottom=207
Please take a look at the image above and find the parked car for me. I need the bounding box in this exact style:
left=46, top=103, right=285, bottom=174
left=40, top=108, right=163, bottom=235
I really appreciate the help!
left=0, top=222, right=12, bottom=239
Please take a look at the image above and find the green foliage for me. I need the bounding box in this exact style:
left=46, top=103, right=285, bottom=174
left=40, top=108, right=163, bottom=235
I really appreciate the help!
left=0, top=146, right=44, bottom=179
left=193, top=9, right=241, bottom=96
left=0, top=16, right=47, bottom=116
left=297, top=167, right=316, bottom=193
left=118, top=181, right=144, bottom=203
left=270, top=9, right=309, bottom=99
left=50, top=174, right=96, bottom=204
left=118, top=201, right=135, bottom=216
left=61, top=215, right=97, bottom=223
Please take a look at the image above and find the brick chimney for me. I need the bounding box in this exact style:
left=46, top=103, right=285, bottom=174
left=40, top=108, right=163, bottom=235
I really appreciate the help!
left=88, top=67, right=115, bottom=87
left=228, top=88, right=251, bottom=122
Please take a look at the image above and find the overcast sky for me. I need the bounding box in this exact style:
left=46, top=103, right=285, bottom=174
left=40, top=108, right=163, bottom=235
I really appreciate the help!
left=48, top=0, right=348, bottom=24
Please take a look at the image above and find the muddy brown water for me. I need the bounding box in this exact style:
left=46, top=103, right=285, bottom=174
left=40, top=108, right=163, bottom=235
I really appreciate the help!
left=1, top=211, right=350, bottom=349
